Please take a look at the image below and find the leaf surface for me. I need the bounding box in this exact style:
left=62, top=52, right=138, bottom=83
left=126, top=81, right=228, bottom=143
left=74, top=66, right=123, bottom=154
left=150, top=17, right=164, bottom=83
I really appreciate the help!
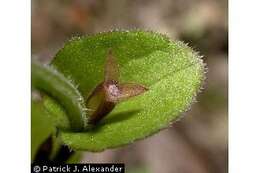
left=46, top=31, right=205, bottom=151
left=31, top=101, right=55, bottom=159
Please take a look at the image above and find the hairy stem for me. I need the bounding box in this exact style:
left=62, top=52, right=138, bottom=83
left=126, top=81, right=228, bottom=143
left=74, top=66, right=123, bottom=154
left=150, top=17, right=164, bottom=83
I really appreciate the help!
left=32, top=61, right=89, bottom=131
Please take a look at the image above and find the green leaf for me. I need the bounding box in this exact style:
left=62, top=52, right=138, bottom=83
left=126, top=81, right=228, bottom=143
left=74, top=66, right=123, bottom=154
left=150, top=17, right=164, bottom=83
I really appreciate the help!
left=46, top=30, right=205, bottom=151
left=31, top=100, right=55, bottom=160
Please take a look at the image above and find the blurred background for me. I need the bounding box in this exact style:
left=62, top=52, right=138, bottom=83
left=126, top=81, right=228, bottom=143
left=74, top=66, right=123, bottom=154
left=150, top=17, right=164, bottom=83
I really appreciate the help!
left=32, top=0, right=228, bottom=172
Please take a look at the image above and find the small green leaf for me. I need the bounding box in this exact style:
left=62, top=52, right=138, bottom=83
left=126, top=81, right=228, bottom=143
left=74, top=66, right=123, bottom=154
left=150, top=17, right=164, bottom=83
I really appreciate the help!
left=31, top=100, right=55, bottom=160
left=46, top=30, right=205, bottom=151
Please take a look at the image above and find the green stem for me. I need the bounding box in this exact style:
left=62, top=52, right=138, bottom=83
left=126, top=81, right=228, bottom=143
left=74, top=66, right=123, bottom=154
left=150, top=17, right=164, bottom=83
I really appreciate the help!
left=32, top=60, right=89, bottom=131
